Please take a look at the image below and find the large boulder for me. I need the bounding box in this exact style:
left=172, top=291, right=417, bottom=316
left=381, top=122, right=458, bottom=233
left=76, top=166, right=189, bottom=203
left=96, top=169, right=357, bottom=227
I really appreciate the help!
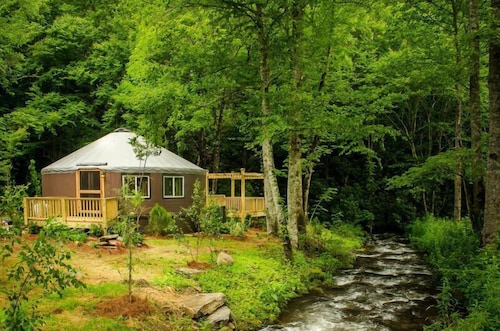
left=175, top=267, right=205, bottom=276
left=207, top=305, right=232, bottom=323
left=217, top=252, right=234, bottom=266
left=207, top=306, right=234, bottom=329
left=179, top=293, right=226, bottom=318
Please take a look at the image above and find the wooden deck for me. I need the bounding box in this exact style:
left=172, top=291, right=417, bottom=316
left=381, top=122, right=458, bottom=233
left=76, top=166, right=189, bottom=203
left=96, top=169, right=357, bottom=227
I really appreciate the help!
left=23, top=197, right=119, bottom=228
left=206, top=169, right=266, bottom=219
left=23, top=195, right=264, bottom=228
left=208, top=195, right=266, bottom=218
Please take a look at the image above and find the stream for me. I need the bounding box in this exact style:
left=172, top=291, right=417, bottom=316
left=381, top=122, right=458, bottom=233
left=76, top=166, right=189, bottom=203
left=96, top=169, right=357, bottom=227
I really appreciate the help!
left=261, top=234, right=439, bottom=331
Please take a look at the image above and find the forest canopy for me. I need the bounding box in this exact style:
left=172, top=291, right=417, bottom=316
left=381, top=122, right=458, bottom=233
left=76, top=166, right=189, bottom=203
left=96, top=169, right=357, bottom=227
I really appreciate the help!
left=1, top=0, right=499, bottom=244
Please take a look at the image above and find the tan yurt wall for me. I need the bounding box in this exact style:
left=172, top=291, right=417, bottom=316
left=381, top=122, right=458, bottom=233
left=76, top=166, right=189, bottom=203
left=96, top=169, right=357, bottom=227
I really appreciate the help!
left=42, top=173, right=76, bottom=197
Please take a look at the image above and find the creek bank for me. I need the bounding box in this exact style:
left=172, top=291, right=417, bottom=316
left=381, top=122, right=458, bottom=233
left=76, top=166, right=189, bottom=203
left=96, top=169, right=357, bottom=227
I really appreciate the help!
left=179, top=293, right=235, bottom=329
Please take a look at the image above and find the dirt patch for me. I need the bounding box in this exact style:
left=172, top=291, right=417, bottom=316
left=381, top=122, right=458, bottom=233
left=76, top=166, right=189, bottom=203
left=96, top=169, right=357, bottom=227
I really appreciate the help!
left=15, top=228, right=275, bottom=321
left=96, top=294, right=153, bottom=319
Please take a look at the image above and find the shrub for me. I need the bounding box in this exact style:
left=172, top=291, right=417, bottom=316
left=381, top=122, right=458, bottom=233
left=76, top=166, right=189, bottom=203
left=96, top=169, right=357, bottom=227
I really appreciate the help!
left=146, top=204, right=179, bottom=236
left=227, top=219, right=246, bottom=238
left=304, top=220, right=364, bottom=267
left=407, top=215, right=500, bottom=330
left=0, top=226, right=85, bottom=330
left=0, top=184, right=29, bottom=228
left=200, top=202, right=224, bottom=236
left=185, top=180, right=204, bottom=232
left=407, top=215, right=479, bottom=272
left=42, top=217, right=87, bottom=243
left=88, top=224, right=104, bottom=237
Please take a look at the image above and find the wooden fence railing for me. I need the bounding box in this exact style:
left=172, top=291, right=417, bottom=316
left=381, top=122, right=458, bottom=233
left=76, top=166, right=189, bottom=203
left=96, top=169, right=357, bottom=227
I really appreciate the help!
left=23, top=197, right=119, bottom=228
left=208, top=195, right=265, bottom=218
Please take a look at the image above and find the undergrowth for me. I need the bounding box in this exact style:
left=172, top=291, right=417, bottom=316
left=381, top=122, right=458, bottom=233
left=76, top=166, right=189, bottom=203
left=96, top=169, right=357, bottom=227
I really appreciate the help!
left=407, top=215, right=500, bottom=330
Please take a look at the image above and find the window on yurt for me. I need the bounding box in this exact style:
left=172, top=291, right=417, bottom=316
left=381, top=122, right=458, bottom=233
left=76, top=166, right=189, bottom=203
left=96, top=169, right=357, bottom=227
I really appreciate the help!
left=79, top=170, right=101, bottom=198
left=163, top=176, right=184, bottom=198
left=122, top=175, right=150, bottom=198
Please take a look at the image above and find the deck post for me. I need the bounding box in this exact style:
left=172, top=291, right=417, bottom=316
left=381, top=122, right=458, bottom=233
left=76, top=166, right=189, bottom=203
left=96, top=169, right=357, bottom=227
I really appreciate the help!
left=230, top=172, right=235, bottom=198
left=102, top=198, right=107, bottom=226
left=205, top=170, right=209, bottom=205
left=60, top=198, right=67, bottom=223
left=240, top=168, right=246, bottom=219
left=23, top=197, right=28, bottom=225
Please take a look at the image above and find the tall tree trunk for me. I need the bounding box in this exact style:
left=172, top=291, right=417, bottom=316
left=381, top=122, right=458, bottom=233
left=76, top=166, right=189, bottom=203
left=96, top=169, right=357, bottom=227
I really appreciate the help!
left=452, top=0, right=464, bottom=221
left=287, top=132, right=305, bottom=247
left=256, top=4, right=292, bottom=260
left=469, top=0, right=484, bottom=232
left=482, top=0, right=500, bottom=245
left=210, top=98, right=225, bottom=193
left=262, top=140, right=279, bottom=234
left=454, top=96, right=464, bottom=221
left=287, top=0, right=307, bottom=248
left=303, top=136, right=319, bottom=220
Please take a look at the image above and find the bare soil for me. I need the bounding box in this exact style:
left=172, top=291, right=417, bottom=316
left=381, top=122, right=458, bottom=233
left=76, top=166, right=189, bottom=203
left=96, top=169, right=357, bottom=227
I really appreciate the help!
left=35, top=228, right=274, bottom=321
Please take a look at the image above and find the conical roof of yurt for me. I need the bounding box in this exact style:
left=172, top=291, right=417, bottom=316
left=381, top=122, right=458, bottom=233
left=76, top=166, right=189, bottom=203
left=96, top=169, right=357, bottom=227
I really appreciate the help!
left=42, top=128, right=205, bottom=175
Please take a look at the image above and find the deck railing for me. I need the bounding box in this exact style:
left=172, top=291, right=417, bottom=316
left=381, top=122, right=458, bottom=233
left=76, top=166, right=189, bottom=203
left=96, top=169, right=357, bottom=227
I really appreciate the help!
left=208, top=195, right=266, bottom=218
left=23, top=197, right=119, bottom=228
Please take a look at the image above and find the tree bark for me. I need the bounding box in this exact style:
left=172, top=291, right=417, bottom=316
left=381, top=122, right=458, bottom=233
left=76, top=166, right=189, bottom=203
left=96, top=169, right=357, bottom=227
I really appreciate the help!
left=469, top=0, right=484, bottom=232
left=210, top=96, right=225, bottom=193
left=256, top=3, right=292, bottom=260
left=287, top=0, right=307, bottom=248
left=452, top=0, right=464, bottom=221
left=303, top=136, right=319, bottom=221
left=262, top=140, right=279, bottom=234
left=482, top=0, right=500, bottom=245
left=287, top=132, right=305, bottom=247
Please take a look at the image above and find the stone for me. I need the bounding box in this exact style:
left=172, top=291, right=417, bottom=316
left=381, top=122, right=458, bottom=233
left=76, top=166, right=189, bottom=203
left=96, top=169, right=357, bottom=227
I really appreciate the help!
left=217, top=252, right=234, bottom=266
left=98, top=234, right=119, bottom=242
left=175, top=267, right=204, bottom=276
left=179, top=293, right=226, bottom=318
left=207, top=305, right=232, bottom=325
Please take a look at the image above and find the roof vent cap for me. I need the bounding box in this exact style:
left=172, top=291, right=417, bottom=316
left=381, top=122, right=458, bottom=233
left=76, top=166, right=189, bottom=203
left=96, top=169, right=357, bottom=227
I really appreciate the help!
left=113, top=128, right=131, bottom=133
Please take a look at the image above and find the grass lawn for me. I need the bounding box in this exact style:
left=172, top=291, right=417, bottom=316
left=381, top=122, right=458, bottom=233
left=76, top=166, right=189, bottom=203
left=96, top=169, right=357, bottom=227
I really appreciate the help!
left=1, top=227, right=364, bottom=330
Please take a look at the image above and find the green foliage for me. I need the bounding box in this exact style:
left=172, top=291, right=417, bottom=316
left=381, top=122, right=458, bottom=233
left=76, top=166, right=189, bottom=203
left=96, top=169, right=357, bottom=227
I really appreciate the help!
left=152, top=271, right=197, bottom=290
left=195, top=250, right=307, bottom=329
left=408, top=216, right=499, bottom=330
left=408, top=215, right=479, bottom=270
left=200, top=202, right=224, bottom=236
left=309, top=187, right=338, bottom=221
left=115, top=184, right=146, bottom=302
left=304, top=220, right=365, bottom=267
left=184, top=180, right=205, bottom=232
left=0, top=184, right=29, bottom=228
left=145, top=204, right=179, bottom=236
left=0, top=226, right=85, bottom=330
left=226, top=217, right=247, bottom=238
left=27, top=160, right=41, bottom=197
left=88, top=224, right=104, bottom=238
left=41, top=217, right=87, bottom=244
left=113, top=186, right=144, bottom=246
left=0, top=0, right=491, bottom=254
left=387, top=149, right=472, bottom=194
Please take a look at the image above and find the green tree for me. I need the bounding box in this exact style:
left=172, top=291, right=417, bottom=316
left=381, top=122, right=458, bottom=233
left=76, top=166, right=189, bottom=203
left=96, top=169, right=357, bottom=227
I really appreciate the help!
left=482, top=0, right=500, bottom=245
left=1, top=0, right=133, bottom=186
left=378, top=0, right=484, bottom=220
left=0, top=228, right=85, bottom=330
left=468, top=0, right=484, bottom=232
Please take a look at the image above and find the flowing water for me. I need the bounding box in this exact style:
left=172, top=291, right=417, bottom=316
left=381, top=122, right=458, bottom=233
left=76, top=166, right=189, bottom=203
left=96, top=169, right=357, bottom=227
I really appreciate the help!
left=261, top=235, right=439, bottom=331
